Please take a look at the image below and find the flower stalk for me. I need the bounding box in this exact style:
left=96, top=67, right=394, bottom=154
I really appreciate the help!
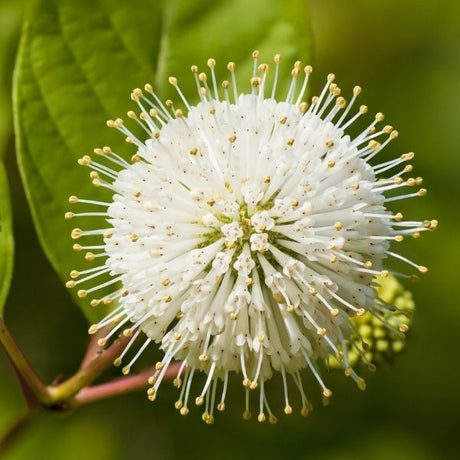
left=0, top=317, right=165, bottom=410
left=0, top=318, right=168, bottom=451
left=0, top=317, right=51, bottom=406
left=46, top=333, right=131, bottom=405
left=0, top=328, right=164, bottom=455
left=71, top=362, right=180, bottom=408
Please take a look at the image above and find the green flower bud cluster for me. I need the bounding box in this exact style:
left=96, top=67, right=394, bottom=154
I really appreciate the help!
left=329, top=275, right=415, bottom=371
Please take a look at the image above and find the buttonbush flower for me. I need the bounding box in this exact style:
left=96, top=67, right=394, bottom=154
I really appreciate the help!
left=66, top=52, right=436, bottom=423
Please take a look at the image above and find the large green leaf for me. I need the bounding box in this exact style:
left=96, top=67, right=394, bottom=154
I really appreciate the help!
left=14, top=0, right=312, bottom=321
left=0, top=162, right=14, bottom=316
left=0, top=0, right=25, bottom=161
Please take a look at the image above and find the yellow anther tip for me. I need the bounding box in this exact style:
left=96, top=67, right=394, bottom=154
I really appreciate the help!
left=174, top=400, right=183, bottom=410
left=71, top=228, right=82, bottom=239
left=123, top=328, right=133, bottom=338
left=242, top=410, right=251, bottom=420
left=217, top=402, right=225, bottom=412
left=284, top=405, right=293, bottom=415
left=258, top=63, right=269, bottom=73
left=357, top=378, right=367, bottom=391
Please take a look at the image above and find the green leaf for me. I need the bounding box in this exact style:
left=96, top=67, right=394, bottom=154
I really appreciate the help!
left=14, top=0, right=312, bottom=322
left=0, top=0, right=25, bottom=160
left=0, top=162, right=14, bottom=316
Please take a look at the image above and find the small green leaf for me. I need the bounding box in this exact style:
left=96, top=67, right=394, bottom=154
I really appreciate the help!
left=14, top=0, right=312, bottom=321
left=0, top=162, right=14, bottom=316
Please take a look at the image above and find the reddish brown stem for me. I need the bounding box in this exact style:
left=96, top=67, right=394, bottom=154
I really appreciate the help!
left=0, top=318, right=51, bottom=405
left=79, top=325, right=111, bottom=369
left=1, top=315, right=181, bottom=416
left=47, top=334, right=130, bottom=404
left=73, top=368, right=153, bottom=405
left=71, top=362, right=181, bottom=407
left=0, top=317, right=182, bottom=453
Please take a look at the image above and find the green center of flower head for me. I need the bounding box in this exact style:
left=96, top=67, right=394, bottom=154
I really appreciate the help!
left=66, top=51, right=435, bottom=423
left=196, top=186, right=307, bottom=280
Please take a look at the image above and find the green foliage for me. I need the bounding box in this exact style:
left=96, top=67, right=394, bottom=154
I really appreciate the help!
left=0, top=0, right=23, bottom=316
left=0, top=163, right=14, bottom=316
left=13, top=0, right=312, bottom=322
left=0, top=0, right=24, bottom=160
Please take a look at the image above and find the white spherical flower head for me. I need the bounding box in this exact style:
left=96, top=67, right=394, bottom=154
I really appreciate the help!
left=67, top=52, right=436, bottom=423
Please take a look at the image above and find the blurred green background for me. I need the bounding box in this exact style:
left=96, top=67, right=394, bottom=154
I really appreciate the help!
left=0, top=0, right=459, bottom=459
